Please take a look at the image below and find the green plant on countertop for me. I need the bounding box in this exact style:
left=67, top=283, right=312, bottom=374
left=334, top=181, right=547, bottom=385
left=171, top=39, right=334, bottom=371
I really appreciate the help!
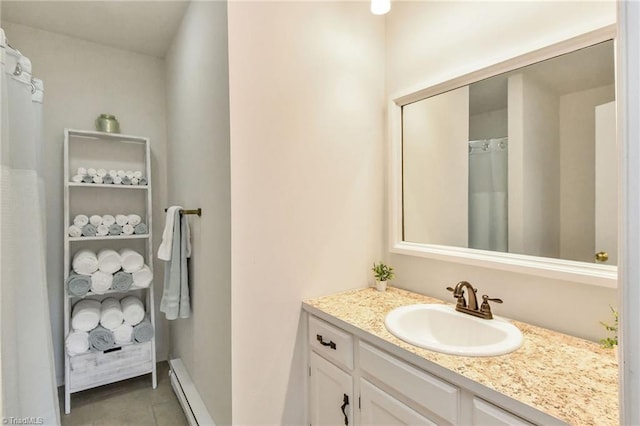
left=372, top=262, right=395, bottom=282
left=600, top=306, right=618, bottom=349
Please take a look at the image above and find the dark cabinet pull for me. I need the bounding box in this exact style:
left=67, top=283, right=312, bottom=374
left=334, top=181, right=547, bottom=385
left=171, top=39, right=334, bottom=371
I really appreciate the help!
left=340, top=393, right=349, bottom=425
left=316, top=334, right=336, bottom=350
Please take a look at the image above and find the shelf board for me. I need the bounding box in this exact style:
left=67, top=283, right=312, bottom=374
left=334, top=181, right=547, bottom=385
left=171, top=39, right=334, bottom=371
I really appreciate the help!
left=69, top=234, right=149, bottom=242
left=68, top=182, right=148, bottom=190
left=67, top=129, right=148, bottom=144
left=67, top=286, right=151, bottom=299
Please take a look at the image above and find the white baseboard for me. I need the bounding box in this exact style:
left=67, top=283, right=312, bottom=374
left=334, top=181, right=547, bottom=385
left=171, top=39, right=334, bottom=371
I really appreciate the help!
left=169, top=358, right=215, bottom=426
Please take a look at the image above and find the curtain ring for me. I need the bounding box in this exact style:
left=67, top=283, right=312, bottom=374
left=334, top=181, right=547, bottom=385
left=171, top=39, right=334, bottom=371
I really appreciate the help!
left=13, top=62, right=22, bottom=76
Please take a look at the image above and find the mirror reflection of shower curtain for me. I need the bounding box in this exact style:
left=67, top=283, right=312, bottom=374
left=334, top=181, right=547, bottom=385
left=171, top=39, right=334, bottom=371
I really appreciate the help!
left=468, top=138, right=508, bottom=252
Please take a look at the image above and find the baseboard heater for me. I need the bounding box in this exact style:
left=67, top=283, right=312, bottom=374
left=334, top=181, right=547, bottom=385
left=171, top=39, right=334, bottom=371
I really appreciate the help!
left=169, top=358, right=216, bottom=425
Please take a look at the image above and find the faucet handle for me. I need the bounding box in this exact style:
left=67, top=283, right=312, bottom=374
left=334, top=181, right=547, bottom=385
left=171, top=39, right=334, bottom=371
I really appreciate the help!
left=480, top=295, right=502, bottom=319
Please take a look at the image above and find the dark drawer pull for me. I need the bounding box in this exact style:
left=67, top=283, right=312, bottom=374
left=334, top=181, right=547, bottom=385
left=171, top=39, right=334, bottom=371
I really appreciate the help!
left=316, top=334, right=337, bottom=350
left=340, top=393, right=349, bottom=425
left=104, top=346, right=122, bottom=354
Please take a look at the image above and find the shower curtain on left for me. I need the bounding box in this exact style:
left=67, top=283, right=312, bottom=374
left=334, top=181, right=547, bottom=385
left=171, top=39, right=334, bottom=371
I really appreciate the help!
left=0, top=30, right=60, bottom=424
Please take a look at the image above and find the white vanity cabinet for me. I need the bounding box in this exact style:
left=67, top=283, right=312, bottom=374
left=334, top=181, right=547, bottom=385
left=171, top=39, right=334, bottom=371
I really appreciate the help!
left=306, top=314, right=542, bottom=426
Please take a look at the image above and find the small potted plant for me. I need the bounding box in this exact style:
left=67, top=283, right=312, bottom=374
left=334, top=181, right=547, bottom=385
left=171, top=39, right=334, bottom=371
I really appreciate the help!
left=600, top=306, right=618, bottom=359
left=372, top=262, right=394, bottom=292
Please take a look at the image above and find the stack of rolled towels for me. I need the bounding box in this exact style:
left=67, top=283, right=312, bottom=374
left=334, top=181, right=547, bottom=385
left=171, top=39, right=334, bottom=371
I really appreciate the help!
left=68, top=213, right=148, bottom=237
left=65, top=295, right=154, bottom=356
left=67, top=248, right=153, bottom=296
left=70, top=167, right=148, bottom=186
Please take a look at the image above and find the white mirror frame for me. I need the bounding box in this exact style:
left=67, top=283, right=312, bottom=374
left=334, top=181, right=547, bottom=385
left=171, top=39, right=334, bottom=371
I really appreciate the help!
left=389, top=25, right=618, bottom=289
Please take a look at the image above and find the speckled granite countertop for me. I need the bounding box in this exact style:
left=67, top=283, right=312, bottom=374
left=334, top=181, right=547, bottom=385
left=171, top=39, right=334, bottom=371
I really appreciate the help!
left=303, top=287, right=618, bottom=426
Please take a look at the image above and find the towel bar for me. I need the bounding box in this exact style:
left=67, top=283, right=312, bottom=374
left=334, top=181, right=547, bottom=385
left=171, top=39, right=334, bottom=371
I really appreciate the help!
left=164, top=208, right=202, bottom=216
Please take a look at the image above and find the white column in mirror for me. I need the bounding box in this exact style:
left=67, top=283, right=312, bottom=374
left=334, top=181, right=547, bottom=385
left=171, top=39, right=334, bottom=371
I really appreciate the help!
left=595, top=101, right=617, bottom=264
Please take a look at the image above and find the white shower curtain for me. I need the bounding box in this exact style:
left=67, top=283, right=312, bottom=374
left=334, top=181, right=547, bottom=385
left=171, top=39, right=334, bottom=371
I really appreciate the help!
left=468, top=138, right=508, bottom=252
left=0, top=29, right=60, bottom=424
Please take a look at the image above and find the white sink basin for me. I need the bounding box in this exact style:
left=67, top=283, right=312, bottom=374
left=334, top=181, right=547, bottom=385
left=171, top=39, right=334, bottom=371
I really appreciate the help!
left=384, top=304, right=523, bottom=357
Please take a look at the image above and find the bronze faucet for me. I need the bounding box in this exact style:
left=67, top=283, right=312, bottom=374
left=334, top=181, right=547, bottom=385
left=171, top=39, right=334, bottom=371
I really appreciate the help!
left=446, top=281, right=502, bottom=319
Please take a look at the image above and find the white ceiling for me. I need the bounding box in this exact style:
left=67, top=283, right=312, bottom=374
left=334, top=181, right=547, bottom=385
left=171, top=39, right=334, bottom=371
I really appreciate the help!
left=1, top=0, right=190, bottom=58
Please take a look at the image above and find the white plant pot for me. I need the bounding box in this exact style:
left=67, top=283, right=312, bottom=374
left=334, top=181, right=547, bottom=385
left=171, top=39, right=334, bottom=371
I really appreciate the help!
left=375, top=280, right=387, bottom=292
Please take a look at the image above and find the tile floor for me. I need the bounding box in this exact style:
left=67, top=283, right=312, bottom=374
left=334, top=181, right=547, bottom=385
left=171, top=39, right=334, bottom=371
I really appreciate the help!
left=59, top=362, right=188, bottom=426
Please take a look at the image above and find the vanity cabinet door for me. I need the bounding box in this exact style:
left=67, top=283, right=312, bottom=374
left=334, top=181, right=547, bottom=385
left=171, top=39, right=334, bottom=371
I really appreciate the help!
left=309, top=352, right=353, bottom=426
left=360, top=378, right=438, bottom=426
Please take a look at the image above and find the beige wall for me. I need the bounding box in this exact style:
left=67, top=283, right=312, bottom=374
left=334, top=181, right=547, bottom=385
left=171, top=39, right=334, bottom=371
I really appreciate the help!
left=228, top=2, right=385, bottom=424
left=0, top=21, right=169, bottom=384
left=164, top=2, right=231, bottom=424
left=386, top=1, right=617, bottom=341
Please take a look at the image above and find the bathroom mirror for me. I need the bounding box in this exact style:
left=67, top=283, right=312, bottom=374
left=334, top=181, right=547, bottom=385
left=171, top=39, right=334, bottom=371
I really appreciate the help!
left=390, top=28, right=617, bottom=287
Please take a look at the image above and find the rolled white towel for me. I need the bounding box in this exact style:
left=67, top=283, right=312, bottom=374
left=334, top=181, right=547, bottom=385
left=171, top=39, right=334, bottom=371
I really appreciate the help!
left=77, top=167, right=87, bottom=176
left=71, top=174, right=83, bottom=183
left=121, top=296, right=145, bottom=325
left=93, top=175, right=103, bottom=184
left=108, top=170, right=117, bottom=178
left=122, top=224, right=135, bottom=235
left=127, top=214, right=141, bottom=226
left=96, top=224, right=109, bottom=236
left=102, top=214, right=116, bottom=227
left=71, top=299, right=101, bottom=332
left=133, top=170, right=143, bottom=179
left=132, top=265, right=153, bottom=288
left=119, top=248, right=144, bottom=273
left=96, top=168, right=107, bottom=177
left=97, top=249, right=121, bottom=274
left=117, top=170, right=126, bottom=178
left=65, top=331, right=90, bottom=356
left=89, top=215, right=103, bottom=227
left=131, top=177, right=139, bottom=185
left=115, top=214, right=129, bottom=226
left=113, top=323, right=133, bottom=344
left=113, top=176, right=123, bottom=185
left=125, top=170, right=135, bottom=179
left=68, top=225, right=82, bottom=238
left=87, top=168, right=97, bottom=177
left=72, top=249, right=98, bottom=275
left=73, top=214, right=89, bottom=227
left=90, top=270, right=113, bottom=294
left=100, top=298, right=124, bottom=331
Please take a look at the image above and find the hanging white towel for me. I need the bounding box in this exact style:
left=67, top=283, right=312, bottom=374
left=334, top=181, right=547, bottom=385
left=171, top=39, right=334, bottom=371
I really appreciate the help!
left=71, top=299, right=101, bottom=332
left=158, top=206, right=191, bottom=261
left=100, top=298, right=124, bottom=331
left=160, top=209, right=191, bottom=320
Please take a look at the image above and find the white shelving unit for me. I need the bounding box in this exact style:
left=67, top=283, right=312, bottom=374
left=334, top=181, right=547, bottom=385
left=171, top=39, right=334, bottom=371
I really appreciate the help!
left=63, top=129, right=157, bottom=414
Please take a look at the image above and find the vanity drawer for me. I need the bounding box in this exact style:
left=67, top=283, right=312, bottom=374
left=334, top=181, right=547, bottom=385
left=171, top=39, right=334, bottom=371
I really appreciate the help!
left=308, top=316, right=354, bottom=370
left=472, top=397, right=534, bottom=426
left=359, top=342, right=459, bottom=424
